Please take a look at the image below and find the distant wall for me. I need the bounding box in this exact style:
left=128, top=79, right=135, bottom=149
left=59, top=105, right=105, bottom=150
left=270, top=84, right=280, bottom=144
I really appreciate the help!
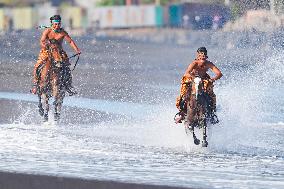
left=0, top=3, right=232, bottom=32
left=37, top=4, right=58, bottom=26
left=88, top=5, right=160, bottom=29
left=61, top=7, right=82, bottom=29
left=12, top=7, right=37, bottom=30
left=0, top=5, right=164, bottom=31
left=0, top=9, right=4, bottom=30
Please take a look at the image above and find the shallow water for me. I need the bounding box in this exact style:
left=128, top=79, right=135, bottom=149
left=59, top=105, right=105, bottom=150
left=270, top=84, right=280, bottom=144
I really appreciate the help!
left=0, top=116, right=283, bottom=189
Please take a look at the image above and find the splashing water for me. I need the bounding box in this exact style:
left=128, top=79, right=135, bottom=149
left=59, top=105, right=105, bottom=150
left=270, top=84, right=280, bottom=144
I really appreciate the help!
left=208, top=51, right=284, bottom=156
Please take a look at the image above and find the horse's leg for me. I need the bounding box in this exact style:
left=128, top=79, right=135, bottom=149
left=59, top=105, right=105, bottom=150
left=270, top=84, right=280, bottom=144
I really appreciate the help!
left=199, top=96, right=209, bottom=147
left=205, top=93, right=219, bottom=124
left=37, top=79, right=49, bottom=121
left=54, top=91, right=65, bottom=122
left=187, top=97, right=197, bottom=130
left=36, top=69, right=44, bottom=117
left=52, top=76, right=64, bottom=122
left=53, top=96, right=60, bottom=122
left=38, top=58, right=51, bottom=122
left=192, top=126, right=200, bottom=145
left=51, top=76, right=58, bottom=121
left=202, top=120, right=208, bottom=147
left=38, top=94, right=44, bottom=117
left=200, top=103, right=208, bottom=147
left=186, top=97, right=201, bottom=145
left=41, top=93, right=49, bottom=122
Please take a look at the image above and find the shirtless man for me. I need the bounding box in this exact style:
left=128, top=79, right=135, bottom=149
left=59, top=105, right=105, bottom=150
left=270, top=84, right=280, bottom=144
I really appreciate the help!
left=175, top=47, right=222, bottom=125
left=31, top=15, right=81, bottom=95
left=184, top=47, right=222, bottom=83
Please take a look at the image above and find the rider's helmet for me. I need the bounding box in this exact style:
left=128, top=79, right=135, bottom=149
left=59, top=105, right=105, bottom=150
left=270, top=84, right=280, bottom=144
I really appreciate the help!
left=196, top=47, right=208, bottom=60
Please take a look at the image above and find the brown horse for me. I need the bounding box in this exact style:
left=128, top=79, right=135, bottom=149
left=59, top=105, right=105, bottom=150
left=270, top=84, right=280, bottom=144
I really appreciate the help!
left=184, top=76, right=218, bottom=147
left=36, top=44, right=68, bottom=122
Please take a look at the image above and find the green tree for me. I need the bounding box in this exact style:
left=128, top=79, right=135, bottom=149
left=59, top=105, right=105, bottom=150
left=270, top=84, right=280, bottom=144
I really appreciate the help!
left=97, top=0, right=175, bottom=6
left=97, top=0, right=127, bottom=6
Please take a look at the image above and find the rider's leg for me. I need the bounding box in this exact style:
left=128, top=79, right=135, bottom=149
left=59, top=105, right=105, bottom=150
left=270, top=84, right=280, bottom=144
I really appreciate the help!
left=211, top=92, right=216, bottom=112
left=33, top=62, right=41, bottom=84
left=175, top=95, right=187, bottom=123
left=61, top=53, right=77, bottom=96
left=31, top=61, right=42, bottom=94
left=207, top=90, right=219, bottom=124
left=64, top=65, right=77, bottom=96
left=58, top=51, right=77, bottom=96
left=207, top=91, right=216, bottom=112
left=205, top=81, right=216, bottom=112
left=31, top=50, right=49, bottom=94
left=175, top=76, right=192, bottom=123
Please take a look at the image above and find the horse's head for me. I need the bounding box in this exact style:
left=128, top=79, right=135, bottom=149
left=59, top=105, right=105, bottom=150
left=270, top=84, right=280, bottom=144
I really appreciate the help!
left=53, top=60, right=63, bottom=68
left=47, top=46, right=64, bottom=68
left=192, top=76, right=209, bottom=99
left=193, top=76, right=202, bottom=99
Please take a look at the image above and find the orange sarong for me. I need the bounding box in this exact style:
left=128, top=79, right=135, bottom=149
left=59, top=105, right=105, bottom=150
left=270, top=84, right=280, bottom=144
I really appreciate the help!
left=33, top=47, right=69, bottom=85
left=175, top=75, right=216, bottom=111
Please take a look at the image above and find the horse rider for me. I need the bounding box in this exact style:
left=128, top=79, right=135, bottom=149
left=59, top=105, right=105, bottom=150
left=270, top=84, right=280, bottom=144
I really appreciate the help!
left=31, top=15, right=81, bottom=96
left=175, top=47, right=223, bottom=127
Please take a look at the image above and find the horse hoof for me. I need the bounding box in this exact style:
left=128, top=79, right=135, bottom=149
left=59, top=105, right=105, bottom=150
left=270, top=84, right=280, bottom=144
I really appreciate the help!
left=194, top=138, right=200, bottom=145
left=185, top=126, right=193, bottom=135
left=209, top=114, right=219, bottom=124
left=54, top=113, right=60, bottom=122
left=68, top=91, right=77, bottom=96
left=39, top=108, right=44, bottom=117
left=44, top=114, right=48, bottom=122
left=202, top=141, right=208, bottom=147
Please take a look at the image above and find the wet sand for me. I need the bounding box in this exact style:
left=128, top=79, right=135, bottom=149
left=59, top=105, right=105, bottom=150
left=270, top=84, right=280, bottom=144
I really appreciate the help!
left=0, top=171, right=190, bottom=189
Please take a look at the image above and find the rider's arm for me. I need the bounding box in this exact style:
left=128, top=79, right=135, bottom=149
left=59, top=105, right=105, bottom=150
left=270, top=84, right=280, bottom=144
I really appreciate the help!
left=63, top=31, right=81, bottom=54
left=40, top=29, right=49, bottom=49
left=184, top=61, right=196, bottom=78
left=208, top=62, right=223, bottom=82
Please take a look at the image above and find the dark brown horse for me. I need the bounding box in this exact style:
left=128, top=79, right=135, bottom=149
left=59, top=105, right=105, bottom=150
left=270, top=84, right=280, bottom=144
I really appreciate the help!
left=36, top=44, right=67, bottom=122
left=184, top=76, right=218, bottom=147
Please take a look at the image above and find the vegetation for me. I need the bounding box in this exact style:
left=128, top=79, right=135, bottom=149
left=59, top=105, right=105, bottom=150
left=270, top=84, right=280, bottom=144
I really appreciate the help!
left=97, top=0, right=124, bottom=6
left=97, top=0, right=180, bottom=6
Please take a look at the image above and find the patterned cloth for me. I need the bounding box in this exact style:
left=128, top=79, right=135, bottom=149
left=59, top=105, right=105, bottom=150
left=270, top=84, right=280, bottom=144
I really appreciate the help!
left=175, top=74, right=216, bottom=111
left=33, top=47, right=69, bottom=86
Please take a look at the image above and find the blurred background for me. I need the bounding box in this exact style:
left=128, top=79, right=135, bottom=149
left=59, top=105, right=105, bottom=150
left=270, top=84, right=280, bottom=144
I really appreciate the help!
left=0, top=0, right=283, bottom=36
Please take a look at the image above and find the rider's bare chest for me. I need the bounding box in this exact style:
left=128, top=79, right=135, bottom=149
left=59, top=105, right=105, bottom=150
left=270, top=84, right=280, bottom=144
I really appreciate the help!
left=195, top=63, right=208, bottom=72
left=47, top=32, right=64, bottom=41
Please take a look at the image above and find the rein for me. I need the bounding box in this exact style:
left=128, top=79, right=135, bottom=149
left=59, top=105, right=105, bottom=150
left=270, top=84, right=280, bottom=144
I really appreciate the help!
left=69, top=53, right=81, bottom=71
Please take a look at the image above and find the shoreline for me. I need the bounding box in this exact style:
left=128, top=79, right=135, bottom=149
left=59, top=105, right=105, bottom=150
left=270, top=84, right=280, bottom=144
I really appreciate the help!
left=0, top=171, right=191, bottom=189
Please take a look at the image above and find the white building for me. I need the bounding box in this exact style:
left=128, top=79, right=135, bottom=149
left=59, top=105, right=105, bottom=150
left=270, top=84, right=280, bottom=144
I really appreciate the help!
left=74, top=0, right=99, bottom=9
